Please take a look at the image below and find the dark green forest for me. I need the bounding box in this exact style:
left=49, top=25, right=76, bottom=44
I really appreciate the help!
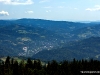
left=0, top=56, right=100, bottom=75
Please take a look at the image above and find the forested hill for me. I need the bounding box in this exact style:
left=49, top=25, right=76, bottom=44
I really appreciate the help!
left=0, top=24, right=63, bottom=56
left=0, top=19, right=100, bottom=61
left=32, top=37, right=100, bottom=61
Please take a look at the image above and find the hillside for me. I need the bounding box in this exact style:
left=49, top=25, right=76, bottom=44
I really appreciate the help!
left=70, top=25, right=100, bottom=40
left=0, top=25, right=64, bottom=56
left=0, top=19, right=100, bottom=60
left=32, top=37, right=100, bottom=61
left=13, top=18, right=97, bottom=38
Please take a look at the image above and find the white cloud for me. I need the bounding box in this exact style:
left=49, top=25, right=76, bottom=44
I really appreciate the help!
left=44, top=6, right=52, bottom=8
left=95, top=5, right=100, bottom=8
left=0, top=11, right=9, bottom=16
left=39, top=0, right=50, bottom=3
left=86, top=5, right=100, bottom=11
left=0, top=0, right=33, bottom=5
left=25, top=11, right=34, bottom=14
left=46, top=10, right=51, bottom=13
left=58, top=6, right=64, bottom=8
left=74, top=8, right=78, bottom=10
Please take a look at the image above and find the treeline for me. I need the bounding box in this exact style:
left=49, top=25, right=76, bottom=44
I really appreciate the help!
left=0, top=56, right=100, bottom=75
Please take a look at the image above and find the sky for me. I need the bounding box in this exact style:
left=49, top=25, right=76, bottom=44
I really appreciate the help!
left=0, top=0, right=100, bottom=21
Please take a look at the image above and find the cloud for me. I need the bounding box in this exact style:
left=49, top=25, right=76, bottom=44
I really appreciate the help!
left=0, top=0, right=33, bottom=5
left=74, top=8, right=78, bottom=10
left=0, top=11, right=9, bottom=16
left=58, top=6, right=64, bottom=8
left=44, top=6, right=52, bottom=8
left=25, top=11, right=34, bottom=14
left=39, top=0, right=50, bottom=3
left=86, top=5, right=100, bottom=11
left=46, top=10, right=51, bottom=13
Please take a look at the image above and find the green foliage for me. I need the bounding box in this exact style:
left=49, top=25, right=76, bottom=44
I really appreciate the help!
left=5, top=56, right=10, bottom=65
left=1, top=56, right=100, bottom=75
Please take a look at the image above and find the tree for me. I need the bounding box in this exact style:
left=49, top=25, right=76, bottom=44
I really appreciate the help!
left=18, top=60, right=25, bottom=75
left=33, top=60, right=42, bottom=70
left=5, top=56, right=10, bottom=65
left=13, top=60, right=18, bottom=75
left=26, top=58, right=33, bottom=69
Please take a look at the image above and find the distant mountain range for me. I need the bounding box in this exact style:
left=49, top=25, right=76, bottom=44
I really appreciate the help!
left=0, top=18, right=100, bottom=61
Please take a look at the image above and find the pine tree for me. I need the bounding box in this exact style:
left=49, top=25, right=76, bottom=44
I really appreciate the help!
left=13, top=60, right=18, bottom=75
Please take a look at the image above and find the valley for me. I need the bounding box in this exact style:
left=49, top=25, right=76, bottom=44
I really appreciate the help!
left=0, top=18, right=100, bottom=61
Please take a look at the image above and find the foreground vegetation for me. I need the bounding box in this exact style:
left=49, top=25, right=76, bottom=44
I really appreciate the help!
left=0, top=56, right=100, bottom=75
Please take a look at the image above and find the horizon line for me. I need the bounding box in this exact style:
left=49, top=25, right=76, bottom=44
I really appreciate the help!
left=0, top=18, right=100, bottom=23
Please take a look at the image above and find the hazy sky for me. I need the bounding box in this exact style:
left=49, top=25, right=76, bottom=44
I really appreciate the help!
left=0, top=0, right=100, bottom=21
